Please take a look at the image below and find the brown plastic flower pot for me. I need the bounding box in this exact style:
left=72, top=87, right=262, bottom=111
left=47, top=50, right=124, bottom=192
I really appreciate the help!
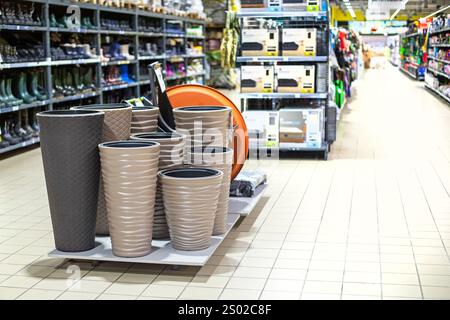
left=159, top=168, right=223, bottom=251
left=37, top=110, right=104, bottom=252
left=131, top=132, right=185, bottom=239
left=173, top=106, right=233, bottom=150
left=131, top=107, right=159, bottom=134
left=187, top=146, right=233, bottom=235
left=99, top=140, right=160, bottom=257
left=71, top=104, right=132, bottom=235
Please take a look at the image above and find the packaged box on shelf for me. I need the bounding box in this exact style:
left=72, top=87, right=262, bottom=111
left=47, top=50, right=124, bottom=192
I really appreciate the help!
left=279, top=108, right=323, bottom=148
left=241, top=29, right=279, bottom=56
left=243, top=111, right=279, bottom=148
left=275, top=65, right=315, bottom=93
left=282, top=28, right=317, bottom=56
left=241, top=65, right=274, bottom=93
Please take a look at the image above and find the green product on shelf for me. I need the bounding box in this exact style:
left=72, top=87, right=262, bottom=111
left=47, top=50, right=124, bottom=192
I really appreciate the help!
left=335, top=80, right=345, bottom=108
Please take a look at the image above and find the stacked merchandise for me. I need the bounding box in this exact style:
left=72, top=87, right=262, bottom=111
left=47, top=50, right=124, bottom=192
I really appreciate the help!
left=0, top=0, right=207, bottom=153
left=425, top=14, right=450, bottom=103
left=399, top=22, right=428, bottom=80
left=330, top=28, right=360, bottom=108
left=38, top=83, right=241, bottom=260
left=237, top=1, right=332, bottom=159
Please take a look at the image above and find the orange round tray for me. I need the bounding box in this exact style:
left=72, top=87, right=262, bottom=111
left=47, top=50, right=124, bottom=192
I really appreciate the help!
left=166, top=84, right=249, bottom=180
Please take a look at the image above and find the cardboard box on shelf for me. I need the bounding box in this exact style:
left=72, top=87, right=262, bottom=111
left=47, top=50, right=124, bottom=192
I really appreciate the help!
left=241, top=29, right=279, bottom=56
left=282, top=28, right=317, bottom=56
left=241, top=65, right=274, bottom=93
left=243, top=111, right=280, bottom=148
left=279, top=108, right=323, bottom=148
left=275, top=65, right=315, bottom=93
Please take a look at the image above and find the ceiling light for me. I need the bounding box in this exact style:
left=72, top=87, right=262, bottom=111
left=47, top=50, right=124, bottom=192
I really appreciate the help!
left=390, top=0, right=409, bottom=20
left=424, top=4, right=450, bottom=19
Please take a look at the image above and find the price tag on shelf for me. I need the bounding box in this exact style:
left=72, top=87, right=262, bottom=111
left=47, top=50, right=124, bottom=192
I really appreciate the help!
left=12, top=106, right=19, bottom=111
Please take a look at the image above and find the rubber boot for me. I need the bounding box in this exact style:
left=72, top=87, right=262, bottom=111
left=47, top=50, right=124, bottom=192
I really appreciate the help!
left=83, top=68, right=96, bottom=90
left=120, top=44, right=135, bottom=60
left=3, top=121, right=21, bottom=145
left=0, top=124, right=11, bottom=148
left=13, top=73, right=36, bottom=104
left=73, top=68, right=84, bottom=92
left=120, top=65, right=133, bottom=83
left=0, top=78, right=10, bottom=106
left=28, top=72, right=46, bottom=101
left=14, top=112, right=31, bottom=141
left=49, top=14, right=58, bottom=28
left=6, top=78, right=23, bottom=106
left=21, top=109, right=34, bottom=136
left=30, top=109, right=39, bottom=133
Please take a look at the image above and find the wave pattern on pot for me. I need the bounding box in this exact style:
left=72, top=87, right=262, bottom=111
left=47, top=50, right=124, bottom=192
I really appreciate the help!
left=99, top=141, right=160, bottom=258
left=159, top=168, right=222, bottom=251
left=173, top=106, right=233, bottom=155
left=71, top=104, right=132, bottom=235
left=131, top=133, right=185, bottom=239
left=37, top=110, right=104, bottom=252
left=131, top=107, right=159, bottom=134
left=187, top=147, right=233, bottom=235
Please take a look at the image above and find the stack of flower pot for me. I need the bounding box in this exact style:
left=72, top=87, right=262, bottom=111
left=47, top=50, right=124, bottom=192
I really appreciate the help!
left=130, top=106, right=159, bottom=134
left=158, top=167, right=223, bottom=251
left=173, top=106, right=233, bottom=159
left=37, top=110, right=104, bottom=252
left=71, top=104, right=132, bottom=235
left=99, top=141, right=160, bottom=257
left=186, top=146, right=234, bottom=235
left=131, top=132, right=185, bottom=239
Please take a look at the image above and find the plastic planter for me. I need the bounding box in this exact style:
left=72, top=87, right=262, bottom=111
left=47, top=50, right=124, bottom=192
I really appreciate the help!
left=131, top=132, right=185, bottom=239
left=99, top=141, right=160, bottom=257
left=173, top=106, right=233, bottom=150
left=159, top=168, right=222, bottom=251
left=71, top=104, right=132, bottom=235
left=131, top=107, right=159, bottom=134
left=187, top=147, right=233, bottom=235
left=37, top=110, right=104, bottom=252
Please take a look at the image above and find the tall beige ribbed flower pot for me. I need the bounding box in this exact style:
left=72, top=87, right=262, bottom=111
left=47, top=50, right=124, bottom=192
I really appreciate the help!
left=99, top=141, right=160, bottom=257
left=131, top=132, right=185, bottom=239
left=187, top=147, right=233, bottom=235
left=173, top=106, right=233, bottom=153
left=159, top=168, right=222, bottom=251
left=131, top=107, right=159, bottom=134
left=72, top=104, right=132, bottom=235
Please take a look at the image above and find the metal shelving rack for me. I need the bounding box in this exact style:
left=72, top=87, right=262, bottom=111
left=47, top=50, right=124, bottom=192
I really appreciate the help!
left=425, top=24, right=450, bottom=104
left=0, top=0, right=207, bottom=154
left=236, top=3, right=331, bottom=159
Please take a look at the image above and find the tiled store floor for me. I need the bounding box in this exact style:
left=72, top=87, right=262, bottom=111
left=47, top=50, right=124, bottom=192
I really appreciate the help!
left=0, top=65, right=450, bottom=300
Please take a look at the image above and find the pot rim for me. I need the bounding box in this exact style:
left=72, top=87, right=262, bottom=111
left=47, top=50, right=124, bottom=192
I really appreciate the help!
left=72, top=103, right=131, bottom=111
left=132, top=106, right=159, bottom=111
left=189, top=146, right=233, bottom=154
left=131, top=132, right=184, bottom=141
left=174, top=106, right=232, bottom=113
left=99, top=140, right=160, bottom=149
left=159, top=167, right=222, bottom=180
left=37, top=110, right=104, bottom=117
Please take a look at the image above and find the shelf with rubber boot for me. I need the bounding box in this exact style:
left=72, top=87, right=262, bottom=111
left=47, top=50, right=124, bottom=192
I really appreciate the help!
left=0, top=0, right=207, bottom=153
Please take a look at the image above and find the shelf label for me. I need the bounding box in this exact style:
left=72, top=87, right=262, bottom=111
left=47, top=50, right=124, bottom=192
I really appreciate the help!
left=12, top=106, right=19, bottom=111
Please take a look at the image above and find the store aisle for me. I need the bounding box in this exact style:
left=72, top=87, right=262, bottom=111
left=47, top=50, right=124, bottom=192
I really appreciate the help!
left=0, top=65, right=449, bottom=300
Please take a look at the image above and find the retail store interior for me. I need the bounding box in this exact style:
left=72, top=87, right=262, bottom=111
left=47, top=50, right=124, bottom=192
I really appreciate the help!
left=0, top=0, right=449, bottom=301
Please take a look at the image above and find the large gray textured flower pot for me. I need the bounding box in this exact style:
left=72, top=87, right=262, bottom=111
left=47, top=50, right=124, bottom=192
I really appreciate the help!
left=159, top=168, right=222, bottom=251
left=131, top=132, right=185, bottom=239
left=37, top=110, right=104, bottom=252
left=173, top=106, right=233, bottom=152
left=99, top=141, right=160, bottom=257
left=131, top=107, right=159, bottom=134
left=71, top=104, right=132, bottom=235
left=187, top=146, right=233, bottom=235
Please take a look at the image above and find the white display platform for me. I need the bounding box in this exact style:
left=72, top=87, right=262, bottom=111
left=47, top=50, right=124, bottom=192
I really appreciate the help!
left=49, top=214, right=240, bottom=266
left=228, top=184, right=267, bottom=216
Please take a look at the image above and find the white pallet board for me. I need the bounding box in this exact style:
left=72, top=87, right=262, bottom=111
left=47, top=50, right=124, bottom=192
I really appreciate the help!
left=49, top=214, right=240, bottom=266
left=228, top=184, right=267, bottom=216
